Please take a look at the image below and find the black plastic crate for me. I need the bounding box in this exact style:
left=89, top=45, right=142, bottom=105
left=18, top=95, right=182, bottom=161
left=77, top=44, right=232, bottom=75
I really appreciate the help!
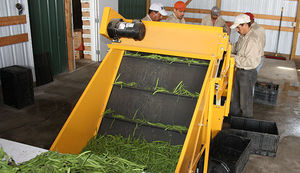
left=228, top=116, right=279, bottom=157
left=0, top=65, right=34, bottom=109
left=34, top=52, right=53, bottom=86
left=254, top=82, right=279, bottom=105
left=197, top=131, right=251, bottom=173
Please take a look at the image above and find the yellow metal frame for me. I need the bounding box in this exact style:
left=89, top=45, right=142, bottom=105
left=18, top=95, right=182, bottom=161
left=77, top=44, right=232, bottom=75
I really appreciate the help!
left=50, top=7, right=235, bottom=173
left=50, top=48, right=124, bottom=153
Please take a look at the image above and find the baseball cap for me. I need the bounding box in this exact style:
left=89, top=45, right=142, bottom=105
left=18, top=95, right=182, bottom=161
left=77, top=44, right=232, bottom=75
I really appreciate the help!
left=244, top=12, right=254, bottom=21
left=149, top=3, right=167, bottom=16
left=230, top=14, right=251, bottom=29
left=174, top=1, right=186, bottom=11
left=211, top=6, right=220, bottom=16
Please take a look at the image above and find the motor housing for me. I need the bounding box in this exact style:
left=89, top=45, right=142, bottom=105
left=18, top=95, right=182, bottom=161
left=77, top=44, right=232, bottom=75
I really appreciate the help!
left=107, top=19, right=146, bottom=41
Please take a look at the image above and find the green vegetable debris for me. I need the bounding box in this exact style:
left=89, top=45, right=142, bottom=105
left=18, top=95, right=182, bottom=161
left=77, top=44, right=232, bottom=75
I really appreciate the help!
left=104, top=108, right=188, bottom=134
left=114, top=76, right=199, bottom=98
left=114, top=74, right=136, bottom=88
left=153, top=79, right=199, bottom=98
left=125, top=51, right=209, bottom=66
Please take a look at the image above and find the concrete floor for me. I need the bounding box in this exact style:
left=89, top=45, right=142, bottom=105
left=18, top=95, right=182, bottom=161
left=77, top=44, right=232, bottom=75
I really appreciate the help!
left=0, top=58, right=299, bottom=172
left=0, top=60, right=99, bottom=149
left=244, top=58, right=300, bottom=173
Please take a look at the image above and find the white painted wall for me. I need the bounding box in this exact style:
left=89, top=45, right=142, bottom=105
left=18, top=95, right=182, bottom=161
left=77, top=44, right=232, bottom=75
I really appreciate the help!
left=151, top=0, right=300, bottom=55
left=90, top=0, right=118, bottom=61
left=0, top=0, right=35, bottom=80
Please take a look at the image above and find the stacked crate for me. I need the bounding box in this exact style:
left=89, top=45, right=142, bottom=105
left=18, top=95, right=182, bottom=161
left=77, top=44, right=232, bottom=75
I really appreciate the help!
left=81, top=0, right=92, bottom=60
left=254, top=82, right=279, bottom=105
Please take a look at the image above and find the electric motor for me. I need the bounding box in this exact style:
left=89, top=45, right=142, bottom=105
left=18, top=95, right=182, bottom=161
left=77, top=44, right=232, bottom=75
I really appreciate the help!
left=107, top=19, right=146, bottom=41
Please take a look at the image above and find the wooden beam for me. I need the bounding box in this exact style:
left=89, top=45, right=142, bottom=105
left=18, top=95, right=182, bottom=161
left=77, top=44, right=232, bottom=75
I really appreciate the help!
left=185, top=0, right=193, bottom=6
left=226, top=21, right=293, bottom=32
left=260, top=24, right=293, bottom=32
left=162, top=16, right=293, bottom=31
left=291, top=0, right=300, bottom=60
left=216, top=0, right=221, bottom=8
left=221, top=11, right=295, bottom=22
left=65, top=0, right=74, bottom=71
left=165, top=7, right=210, bottom=14
left=0, top=33, right=28, bottom=47
left=185, top=17, right=202, bottom=23
left=162, top=16, right=202, bottom=23
left=0, top=15, right=26, bottom=27
left=165, top=7, right=296, bottom=22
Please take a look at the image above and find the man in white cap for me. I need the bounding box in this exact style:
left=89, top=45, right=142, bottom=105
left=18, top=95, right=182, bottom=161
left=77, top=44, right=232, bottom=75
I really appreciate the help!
left=201, top=6, right=229, bottom=35
left=245, top=12, right=266, bottom=72
left=142, top=3, right=167, bottom=21
left=229, top=14, right=262, bottom=118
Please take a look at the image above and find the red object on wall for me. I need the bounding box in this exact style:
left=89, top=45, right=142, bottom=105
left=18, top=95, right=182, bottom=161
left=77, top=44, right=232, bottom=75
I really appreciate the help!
left=75, top=43, right=84, bottom=51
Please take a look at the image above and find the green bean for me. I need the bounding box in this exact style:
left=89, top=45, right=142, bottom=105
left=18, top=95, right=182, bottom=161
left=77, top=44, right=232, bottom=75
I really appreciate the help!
left=125, top=52, right=209, bottom=66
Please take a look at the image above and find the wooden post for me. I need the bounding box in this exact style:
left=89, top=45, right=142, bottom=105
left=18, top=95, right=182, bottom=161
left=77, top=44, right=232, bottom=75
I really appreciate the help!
left=146, top=0, right=150, bottom=15
left=291, top=0, right=300, bottom=60
left=216, top=0, right=221, bottom=8
left=65, top=0, right=74, bottom=71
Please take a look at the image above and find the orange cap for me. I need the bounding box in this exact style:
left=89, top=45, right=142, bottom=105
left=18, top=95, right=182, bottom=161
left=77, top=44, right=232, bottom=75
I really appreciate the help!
left=174, top=1, right=186, bottom=11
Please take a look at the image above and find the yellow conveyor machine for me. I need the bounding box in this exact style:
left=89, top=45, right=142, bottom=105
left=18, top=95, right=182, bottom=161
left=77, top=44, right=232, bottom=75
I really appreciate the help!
left=50, top=7, right=235, bottom=173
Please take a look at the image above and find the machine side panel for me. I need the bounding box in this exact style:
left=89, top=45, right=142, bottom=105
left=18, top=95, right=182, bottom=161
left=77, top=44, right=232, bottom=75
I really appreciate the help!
left=50, top=49, right=124, bottom=154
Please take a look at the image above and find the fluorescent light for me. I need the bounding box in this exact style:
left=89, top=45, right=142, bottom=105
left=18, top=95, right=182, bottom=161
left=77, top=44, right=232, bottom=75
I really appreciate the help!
left=277, top=66, right=295, bottom=71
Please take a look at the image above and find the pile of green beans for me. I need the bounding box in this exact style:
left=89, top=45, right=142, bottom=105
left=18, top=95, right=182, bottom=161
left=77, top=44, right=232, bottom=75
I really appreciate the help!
left=1, top=134, right=182, bottom=173
left=84, top=135, right=182, bottom=173
left=1, top=147, right=145, bottom=172
left=1, top=136, right=181, bottom=173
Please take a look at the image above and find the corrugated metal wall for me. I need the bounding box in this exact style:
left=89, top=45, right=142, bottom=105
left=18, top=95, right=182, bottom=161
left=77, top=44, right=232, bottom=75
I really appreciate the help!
left=222, top=0, right=297, bottom=55
left=0, top=0, right=35, bottom=80
left=28, top=0, right=68, bottom=75
left=151, top=0, right=300, bottom=55
left=119, top=0, right=147, bottom=19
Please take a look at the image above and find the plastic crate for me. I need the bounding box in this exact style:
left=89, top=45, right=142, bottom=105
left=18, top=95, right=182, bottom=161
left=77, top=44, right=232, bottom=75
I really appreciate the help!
left=254, top=82, right=279, bottom=105
left=0, top=65, right=34, bottom=109
left=197, top=131, right=251, bottom=173
left=33, top=52, right=53, bottom=86
left=228, top=116, right=279, bottom=157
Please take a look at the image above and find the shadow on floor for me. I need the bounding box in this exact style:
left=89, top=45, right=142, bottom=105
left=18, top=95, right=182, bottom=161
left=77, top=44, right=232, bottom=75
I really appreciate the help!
left=0, top=62, right=99, bottom=149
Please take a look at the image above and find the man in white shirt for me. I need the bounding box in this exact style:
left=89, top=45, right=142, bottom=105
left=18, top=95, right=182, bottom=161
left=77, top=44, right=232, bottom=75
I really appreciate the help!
left=201, top=6, right=229, bottom=35
left=230, top=14, right=262, bottom=118
left=245, top=12, right=266, bottom=72
left=166, top=1, right=186, bottom=24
